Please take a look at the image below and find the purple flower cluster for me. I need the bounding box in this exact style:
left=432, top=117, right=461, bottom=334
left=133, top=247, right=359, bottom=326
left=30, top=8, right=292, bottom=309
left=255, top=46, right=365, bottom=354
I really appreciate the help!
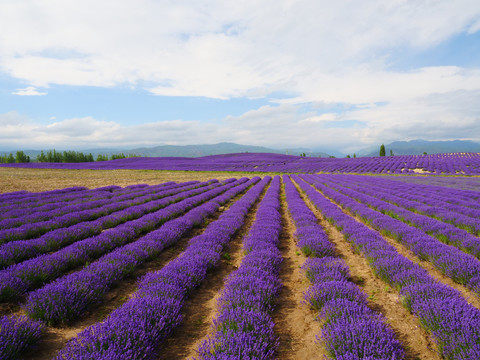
left=0, top=194, right=114, bottom=230
left=295, top=174, right=480, bottom=358
left=0, top=181, right=199, bottom=244
left=0, top=315, right=44, bottom=360
left=303, top=258, right=405, bottom=359
left=308, top=175, right=480, bottom=294
left=23, top=178, right=257, bottom=325
left=284, top=175, right=404, bottom=359
left=196, top=176, right=282, bottom=359
left=0, top=187, right=96, bottom=216
left=386, top=175, right=480, bottom=192
left=3, top=152, right=480, bottom=174
left=283, top=175, right=334, bottom=258
left=336, top=175, right=480, bottom=235
left=0, top=181, right=225, bottom=301
left=0, top=181, right=203, bottom=268
left=54, top=177, right=271, bottom=359
left=0, top=182, right=175, bottom=230
left=0, top=184, right=172, bottom=222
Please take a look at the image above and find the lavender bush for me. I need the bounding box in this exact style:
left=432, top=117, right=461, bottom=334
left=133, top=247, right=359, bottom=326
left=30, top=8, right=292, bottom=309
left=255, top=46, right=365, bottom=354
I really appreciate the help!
left=284, top=175, right=404, bottom=359
left=197, top=176, right=282, bottom=359
left=295, top=174, right=480, bottom=358
left=55, top=177, right=271, bottom=359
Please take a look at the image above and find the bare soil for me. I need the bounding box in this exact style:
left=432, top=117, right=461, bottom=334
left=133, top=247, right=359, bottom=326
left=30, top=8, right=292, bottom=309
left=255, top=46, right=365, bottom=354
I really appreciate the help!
left=19, top=184, right=255, bottom=359
left=272, top=186, right=325, bottom=359
left=21, top=218, right=213, bottom=360
left=0, top=167, right=272, bottom=194
left=155, top=182, right=269, bottom=360
left=320, top=189, right=480, bottom=311
left=359, top=212, right=480, bottom=309
left=293, top=179, right=442, bottom=360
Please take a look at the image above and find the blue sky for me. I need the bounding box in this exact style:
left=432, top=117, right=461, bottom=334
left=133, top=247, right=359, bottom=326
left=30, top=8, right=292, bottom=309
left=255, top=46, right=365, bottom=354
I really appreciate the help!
left=1, top=0, right=479, bottom=153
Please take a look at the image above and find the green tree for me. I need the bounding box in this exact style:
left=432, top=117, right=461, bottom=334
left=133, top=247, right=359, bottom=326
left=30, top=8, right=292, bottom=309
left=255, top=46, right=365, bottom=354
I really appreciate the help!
left=15, top=151, right=30, bottom=163
left=111, top=153, right=127, bottom=160
left=37, top=151, right=47, bottom=162
left=353, top=153, right=356, bottom=158
left=379, top=144, right=386, bottom=157
left=7, top=153, right=15, bottom=163
left=96, top=154, right=108, bottom=161
left=389, top=149, right=394, bottom=156
left=346, top=154, right=351, bottom=158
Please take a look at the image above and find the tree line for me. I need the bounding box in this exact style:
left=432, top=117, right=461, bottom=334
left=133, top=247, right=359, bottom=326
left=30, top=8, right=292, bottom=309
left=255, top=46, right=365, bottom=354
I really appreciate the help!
left=0, top=150, right=138, bottom=164
left=0, top=151, right=30, bottom=163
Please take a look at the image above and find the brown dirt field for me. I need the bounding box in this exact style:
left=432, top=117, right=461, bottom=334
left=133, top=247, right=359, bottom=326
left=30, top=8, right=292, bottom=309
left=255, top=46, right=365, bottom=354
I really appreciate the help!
left=0, top=167, right=273, bottom=194
left=293, top=179, right=442, bottom=360
left=155, top=181, right=269, bottom=359
left=273, top=185, right=325, bottom=359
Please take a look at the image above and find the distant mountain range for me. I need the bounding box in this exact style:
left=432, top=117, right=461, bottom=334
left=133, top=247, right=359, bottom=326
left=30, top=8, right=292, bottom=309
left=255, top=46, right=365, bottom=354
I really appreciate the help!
left=3, top=140, right=479, bottom=160
left=357, top=139, right=480, bottom=157
left=127, top=142, right=331, bottom=158
left=2, top=142, right=332, bottom=160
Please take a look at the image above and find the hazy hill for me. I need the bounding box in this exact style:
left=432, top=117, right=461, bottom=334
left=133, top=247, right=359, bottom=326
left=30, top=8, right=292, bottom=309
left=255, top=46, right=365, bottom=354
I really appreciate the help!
left=128, top=143, right=280, bottom=157
left=359, top=139, right=480, bottom=156
left=3, top=142, right=332, bottom=160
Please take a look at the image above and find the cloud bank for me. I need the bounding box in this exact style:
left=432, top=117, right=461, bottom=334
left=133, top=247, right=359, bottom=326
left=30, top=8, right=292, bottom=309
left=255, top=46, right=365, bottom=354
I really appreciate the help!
left=2, top=89, right=479, bottom=153
left=1, top=0, right=480, bottom=150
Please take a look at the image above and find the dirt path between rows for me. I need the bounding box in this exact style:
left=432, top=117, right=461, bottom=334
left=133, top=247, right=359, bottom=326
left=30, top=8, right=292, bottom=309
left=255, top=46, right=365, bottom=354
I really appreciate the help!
left=272, top=185, right=324, bottom=359
left=155, top=182, right=270, bottom=360
left=293, top=178, right=442, bottom=360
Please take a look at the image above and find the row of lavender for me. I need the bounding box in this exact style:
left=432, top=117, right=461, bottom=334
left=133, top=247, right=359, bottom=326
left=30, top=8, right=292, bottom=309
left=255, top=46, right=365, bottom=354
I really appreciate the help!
left=0, top=180, right=230, bottom=302
left=0, top=181, right=203, bottom=244
left=385, top=175, right=480, bottom=191
left=308, top=175, right=480, bottom=295
left=196, top=176, right=283, bottom=358
left=0, top=183, right=175, bottom=230
left=55, top=176, right=271, bottom=359
left=321, top=175, right=480, bottom=238
left=283, top=176, right=404, bottom=359
left=2, top=175, right=480, bottom=358
left=0, top=181, right=211, bottom=269
left=0, top=177, right=261, bottom=359
left=2, top=152, right=480, bottom=174
left=296, top=175, right=480, bottom=359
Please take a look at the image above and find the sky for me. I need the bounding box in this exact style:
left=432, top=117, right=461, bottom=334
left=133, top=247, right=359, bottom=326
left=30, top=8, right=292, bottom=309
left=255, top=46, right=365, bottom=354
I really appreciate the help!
left=1, top=0, right=480, bottom=154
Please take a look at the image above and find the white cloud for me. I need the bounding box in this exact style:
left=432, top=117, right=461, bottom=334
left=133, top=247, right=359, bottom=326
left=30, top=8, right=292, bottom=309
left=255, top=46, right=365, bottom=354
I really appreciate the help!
left=273, top=67, right=480, bottom=105
left=11, top=86, right=47, bottom=96
left=0, top=90, right=479, bottom=153
left=1, top=1, right=480, bottom=153
left=1, top=0, right=479, bottom=101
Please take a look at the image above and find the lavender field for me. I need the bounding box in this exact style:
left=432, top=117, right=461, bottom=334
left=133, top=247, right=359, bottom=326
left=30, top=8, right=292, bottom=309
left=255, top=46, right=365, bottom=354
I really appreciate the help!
left=2, top=152, right=480, bottom=175
left=1, top=174, right=480, bottom=359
